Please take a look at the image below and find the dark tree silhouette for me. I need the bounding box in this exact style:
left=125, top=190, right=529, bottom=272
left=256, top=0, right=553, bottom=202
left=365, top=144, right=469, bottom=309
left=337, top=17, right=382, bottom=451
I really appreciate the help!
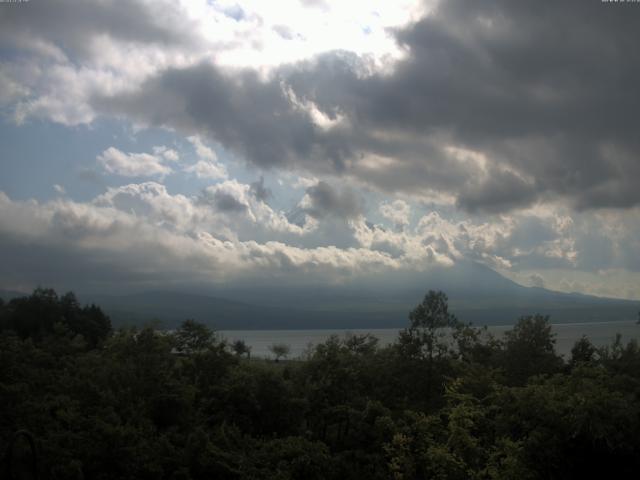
left=2, top=287, right=640, bottom=479
left=399, top=290, right=461, bottom=361
left=269, top=343, right=291, bottom=362
left=502, top=314, right=562, bottom=384
left=1, top=288, right=111, bottom=347
left=232, top=339, right=252, bottom=358
left=570, top=335, right=597, bottom=366
left=174, top=319, right=215, bottom=354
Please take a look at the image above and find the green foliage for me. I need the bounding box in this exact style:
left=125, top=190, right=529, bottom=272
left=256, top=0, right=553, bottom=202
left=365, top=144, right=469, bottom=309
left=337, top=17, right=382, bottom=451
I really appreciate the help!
left=0, top=288, right=111, bottom=348
left=570, top=335, right=598, bottom=366
left=394, top=290, right=465, bottom=409
left=174, top=319, right=216, bottom=354
left=501, top=314, right=563, bottom=384
left=2, top=287, right=640, bottom=479
left=399, top=290, right=461, bottom=361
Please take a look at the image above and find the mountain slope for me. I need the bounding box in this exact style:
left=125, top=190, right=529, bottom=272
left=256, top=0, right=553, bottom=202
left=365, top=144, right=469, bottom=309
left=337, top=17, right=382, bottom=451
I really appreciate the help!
left=77, top=262, right=640, bottom=329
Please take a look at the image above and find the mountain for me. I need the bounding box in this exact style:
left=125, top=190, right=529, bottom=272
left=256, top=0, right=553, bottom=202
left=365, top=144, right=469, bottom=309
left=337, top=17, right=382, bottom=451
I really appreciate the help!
left=80, top=291, right=319, bottom=330
left=76, top=262, right=640, bottom=329
left=0, top=289, right=30, bottom=301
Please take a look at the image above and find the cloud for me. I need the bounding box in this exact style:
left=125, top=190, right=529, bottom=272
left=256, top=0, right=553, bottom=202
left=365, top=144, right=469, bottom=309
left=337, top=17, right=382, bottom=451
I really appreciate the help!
left=94, top=182, right=204, bottom=232
left=183, top=135, right=227, bottom=179
left=2, top=179, right=640, bottom=297
left=0, top=189, right=411, bottom=291
left=94, top=62, right=326, bottom=170
left=187, top=136, right=217, bottom=161
left=0, top=0, right=194, bottom=60
left=4, top=0, right=640, bottom=300
left=196, top=179, right=307, bottom=240
left=184, top=161, right=228, bottom=180
left=528, top=273, right=545, bottom=289
left=379, top=200, right=411, bottom=231
left=0, top=68, right=30, bottom=107
left=299, top=181, right=362, bottom=220
left=0, top=0, right=201, bottom=125
left=250, top=176, right=272, bottom=202
left=97, top=147, right=172, bottom=178
left=456, top=168, right=538, bottom=214
left=90, top=0, right=640, bottom=213
left=201, top=182, right=250, bottom=214
left=7, top=0, right=640, bottom=213
left=153, top=146, right=180, bottom=162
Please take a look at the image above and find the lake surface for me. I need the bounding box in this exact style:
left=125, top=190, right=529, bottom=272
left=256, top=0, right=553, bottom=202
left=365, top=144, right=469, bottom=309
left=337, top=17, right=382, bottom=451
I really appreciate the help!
left=221, top=320, right=640, bottom=359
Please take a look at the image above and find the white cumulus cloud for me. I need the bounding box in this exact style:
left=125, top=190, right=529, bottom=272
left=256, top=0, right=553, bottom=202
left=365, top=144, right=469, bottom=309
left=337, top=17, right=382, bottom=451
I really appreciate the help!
left=97, top=147, right=172, bottom=178
left=184, top=161, right=227, bottom=180
left=379, top=200, right=411, bottom=231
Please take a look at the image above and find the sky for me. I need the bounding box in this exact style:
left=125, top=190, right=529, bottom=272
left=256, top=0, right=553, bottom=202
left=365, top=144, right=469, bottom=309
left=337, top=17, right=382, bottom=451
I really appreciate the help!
left=1, top=0, right=640, bottom=299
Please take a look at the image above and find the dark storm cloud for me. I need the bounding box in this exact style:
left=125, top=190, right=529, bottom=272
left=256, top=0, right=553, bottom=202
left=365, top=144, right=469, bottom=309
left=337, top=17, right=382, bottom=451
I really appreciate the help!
left=298, top=0, right=640, bottom=211
left=456, top=168, right=539, bottom=214
left=302, top=181, right=362, bottom=220
left=386, top=1, right=639, bottom=141
left=250, top=176, right=272, bottom=202
left=0, top=0, right=193, bottom=57
left=93, top=62, right=354, bottom=172
left=212, top=191, right=248, bottom=213
left=93, top=0, right=640, bottom=213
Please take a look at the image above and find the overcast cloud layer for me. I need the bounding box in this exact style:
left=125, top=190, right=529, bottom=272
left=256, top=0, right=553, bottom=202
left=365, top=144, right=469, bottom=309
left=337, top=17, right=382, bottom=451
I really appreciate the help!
left=1, top=0, right=640, bottom=299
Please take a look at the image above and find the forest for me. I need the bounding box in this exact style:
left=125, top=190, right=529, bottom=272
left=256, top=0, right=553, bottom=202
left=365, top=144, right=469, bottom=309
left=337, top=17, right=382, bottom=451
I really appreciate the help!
left=2, top=288, right=640, bottom=479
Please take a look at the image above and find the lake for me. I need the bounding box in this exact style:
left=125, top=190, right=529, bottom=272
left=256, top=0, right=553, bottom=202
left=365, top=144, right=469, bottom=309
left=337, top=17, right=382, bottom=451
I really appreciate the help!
left=221, top=320, right=640, bottom=359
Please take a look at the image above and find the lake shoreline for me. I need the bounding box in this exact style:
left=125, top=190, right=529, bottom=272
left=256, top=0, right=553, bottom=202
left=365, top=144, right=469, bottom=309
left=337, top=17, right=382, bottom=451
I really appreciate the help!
left=219, top=320, right=640, bottom=359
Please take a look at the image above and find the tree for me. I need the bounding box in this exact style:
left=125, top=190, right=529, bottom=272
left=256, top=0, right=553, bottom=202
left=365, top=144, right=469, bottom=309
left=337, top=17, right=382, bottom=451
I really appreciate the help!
left=174, top=319, right=215, bottom=354
left=399, top=290, right=461, bottom=362
left=268, top=343, right=291, bottom=362
left=344, top=332, right=379, bottom=356
left=502, top=315, right=562, bottom=384
left=0, top=288, right=111, bottom=347
left=232, top=339, right=252, bottom=359
left=570, top=335, right=597, bottom=366
left=3, top=287, right=61, bottom=340
left=395, top=291, right=462, bottom=405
